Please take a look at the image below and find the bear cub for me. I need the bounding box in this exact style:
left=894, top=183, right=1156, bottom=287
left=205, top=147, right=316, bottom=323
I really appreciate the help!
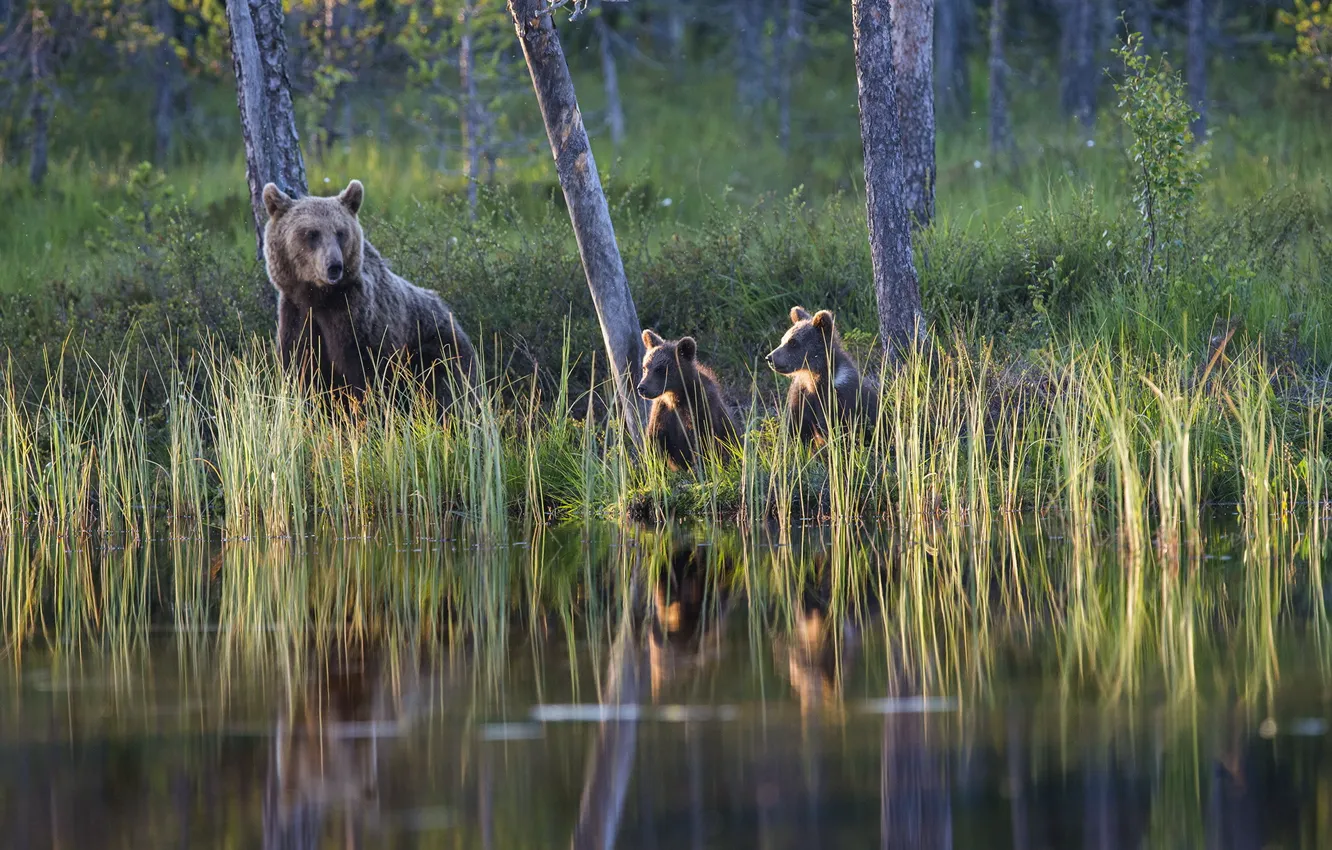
left=766, top=306, right=878, bottom=445
left=263, top=179, right=477, bottom=409
left=637, top=330, right=739, bottom=470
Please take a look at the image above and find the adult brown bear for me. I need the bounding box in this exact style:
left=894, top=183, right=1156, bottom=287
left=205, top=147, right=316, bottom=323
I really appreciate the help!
left=263, top=180, right=477, bottom=409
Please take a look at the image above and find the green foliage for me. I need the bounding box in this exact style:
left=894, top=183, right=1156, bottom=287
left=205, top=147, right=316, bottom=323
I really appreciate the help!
left=1275, top=0, right=1332, bottom=90
left=1113, top=32, right=1210, bottom=287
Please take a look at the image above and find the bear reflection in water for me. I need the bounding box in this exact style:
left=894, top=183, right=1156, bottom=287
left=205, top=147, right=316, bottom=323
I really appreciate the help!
left=265, top=652, right=427, bottom=848
left=646, top=541, right=731, bottom=699
left=780, top=556, right=858, bottom=721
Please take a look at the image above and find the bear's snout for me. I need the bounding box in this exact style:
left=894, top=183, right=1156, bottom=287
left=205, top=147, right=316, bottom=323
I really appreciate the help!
left=326, top=261, right=345, bottom=283
left=637, top=384, right=655, bottom=400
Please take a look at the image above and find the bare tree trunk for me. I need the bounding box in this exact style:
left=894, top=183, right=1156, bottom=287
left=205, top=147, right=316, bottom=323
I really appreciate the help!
left=227, top=0, right=308, bottom=259
left=1059, top=0, right=1097, bottom=127
left=734, top=0, right=763, bottom=109
left=667, top=1, right=685, bottom=70
left=507, top=0, right=647, bottom=432
left=778, top=0, right=802, bottom=153
left=853, top=0, right=926, bottom=361
left=153, top=0, right=176, bottom=165
left=595, top=1, right=625, bottom=155
left=892, top=0, right=935, bottom=227
left=27, top=23, right=49, bottom=188
left=459, top=0, right=481, bottom=217
left=1186, top=0, right=1207, bottom=140
left=988, top=0, right=1013, bottom=158
left=1130, top=0, right=1153, bottom=50
left=934, top=0, right=962, bottom=118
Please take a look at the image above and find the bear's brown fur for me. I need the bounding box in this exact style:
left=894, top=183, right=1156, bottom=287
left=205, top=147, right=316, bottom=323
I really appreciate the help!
left=263, top=180, right=477, bottom=409
left=766, top=306, right=878, bottom=445
left=636, top=330, right=739, bottom=470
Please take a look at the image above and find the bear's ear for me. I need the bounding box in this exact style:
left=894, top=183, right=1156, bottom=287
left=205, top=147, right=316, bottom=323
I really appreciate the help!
left=263, top=184, right=294, bottom=220
left=642, top=329, right=664, bottom=349
left=677, top=337, right=697, bottom=361
left=339, top=180, right=364, bottom=216
left=790, top=306, right=812, bottom=324
left=812, top=310, right=835, bottom=334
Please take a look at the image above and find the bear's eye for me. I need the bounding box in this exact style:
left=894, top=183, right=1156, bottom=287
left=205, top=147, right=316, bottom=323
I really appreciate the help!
left=336, top=229, right=347, bottom=243
left=306, top=230, right=320, bottom=245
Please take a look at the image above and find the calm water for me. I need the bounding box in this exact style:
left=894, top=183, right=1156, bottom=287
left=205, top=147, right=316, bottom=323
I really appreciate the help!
left=2, top=518, right=1331, bottom=848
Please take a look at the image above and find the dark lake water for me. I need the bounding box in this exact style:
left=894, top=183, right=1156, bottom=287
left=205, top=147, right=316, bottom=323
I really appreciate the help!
left=1, top=517, right=1330, bottom=848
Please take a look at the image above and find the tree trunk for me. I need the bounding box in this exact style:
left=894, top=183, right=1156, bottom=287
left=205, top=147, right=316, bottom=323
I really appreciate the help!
left=880, top=714, right=952, bottom=849
left=1186, top=0, right=1207, bottom=140
left=934, top=0, right=969, bottom=119
left=27, top=25, right=49, bottom=188
left=227, top=0, right=308, bottom=260
left=667, top=2, right=685, bottom=71
left=595, top=1, right=625, bottom=155
left=778, top=0, right=802, bottom=153
left=734, top=0, right=764, bottom=109
left=1059, top=0, right=1097, bottom=127
left=459, top=0, right=481, bottom=217
left=507, top=0, right=647, bottom=431
left=892, top=0, right=936, bottom=228
left=153, top=0, right=176, bottom=165
left=987, top=0, right=1013, bottom=158
left=1130, top=0, right=1153, bottom=51
left=853, top=0, right=926, bottom=361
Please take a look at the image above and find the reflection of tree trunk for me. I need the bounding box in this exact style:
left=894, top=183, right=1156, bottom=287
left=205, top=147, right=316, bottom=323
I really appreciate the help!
left=852, top=0, right=926, bottom=362
left=1006, top=704, right=1029, bottom=850
left=569, top=622, right=641, bottom=850
left=893, top=0, right=935, bottom=227
left=226, top=0, right=308, bottom=259
left=153, top=0, right=176, bottom=165
left=880, top=714, right=953, bottom=849
left=988, top=0, right=1013, bottom=159
left=459, top=0, right=481, bottom=217
left=507, top=0, right=648, bottom=435
left=595, top=1, right=625, bottom=155
left=778, top=0, right=802, bottom=153
left=1186, top=0, right=1207, bottom=140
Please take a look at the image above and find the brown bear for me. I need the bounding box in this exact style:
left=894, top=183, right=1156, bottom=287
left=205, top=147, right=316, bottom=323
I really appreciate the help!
left=765, top=306, right=878, bottom=445
left=262, top=180, right=477, bottom=409
left=636, top=330, right=739, bottom=470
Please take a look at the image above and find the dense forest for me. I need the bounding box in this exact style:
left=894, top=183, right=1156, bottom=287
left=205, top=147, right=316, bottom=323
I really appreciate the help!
left=0, top=0, right=1328, bottom=393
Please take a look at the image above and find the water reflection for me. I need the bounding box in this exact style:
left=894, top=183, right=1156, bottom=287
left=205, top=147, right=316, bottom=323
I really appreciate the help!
left=0, top=517, right=1330, bottom=847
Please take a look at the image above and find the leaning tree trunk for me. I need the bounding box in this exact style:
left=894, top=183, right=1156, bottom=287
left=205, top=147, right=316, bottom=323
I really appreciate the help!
left=459, top=0, right=481, bottom=217
left=594, top=0, right=625, bottom=155
left=853, top=0, right=926, bottom=362
left=227, top=0, right=308, bottom=259
left=987, top=0, right=1013, bottom=158
left=507, top=0, right=647, bottom=431
left=892, top=0, right=935, bottom=228
left=1186, top=0, right=1207, bottom=140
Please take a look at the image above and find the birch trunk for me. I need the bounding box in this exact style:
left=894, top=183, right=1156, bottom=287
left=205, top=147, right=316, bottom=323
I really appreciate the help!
left=595, top=1, right=625, bottom=155
left=227, top=0, right=308, bottom=259
left=1186, top=0, right=1208, bottom=140
left=507, top=0, right=647, bottom=431
left=988, top=0, right=1013, bottom=158
left=853, top=0, right=926, bottom=362
left=892, top=0, right=935, bottom=227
